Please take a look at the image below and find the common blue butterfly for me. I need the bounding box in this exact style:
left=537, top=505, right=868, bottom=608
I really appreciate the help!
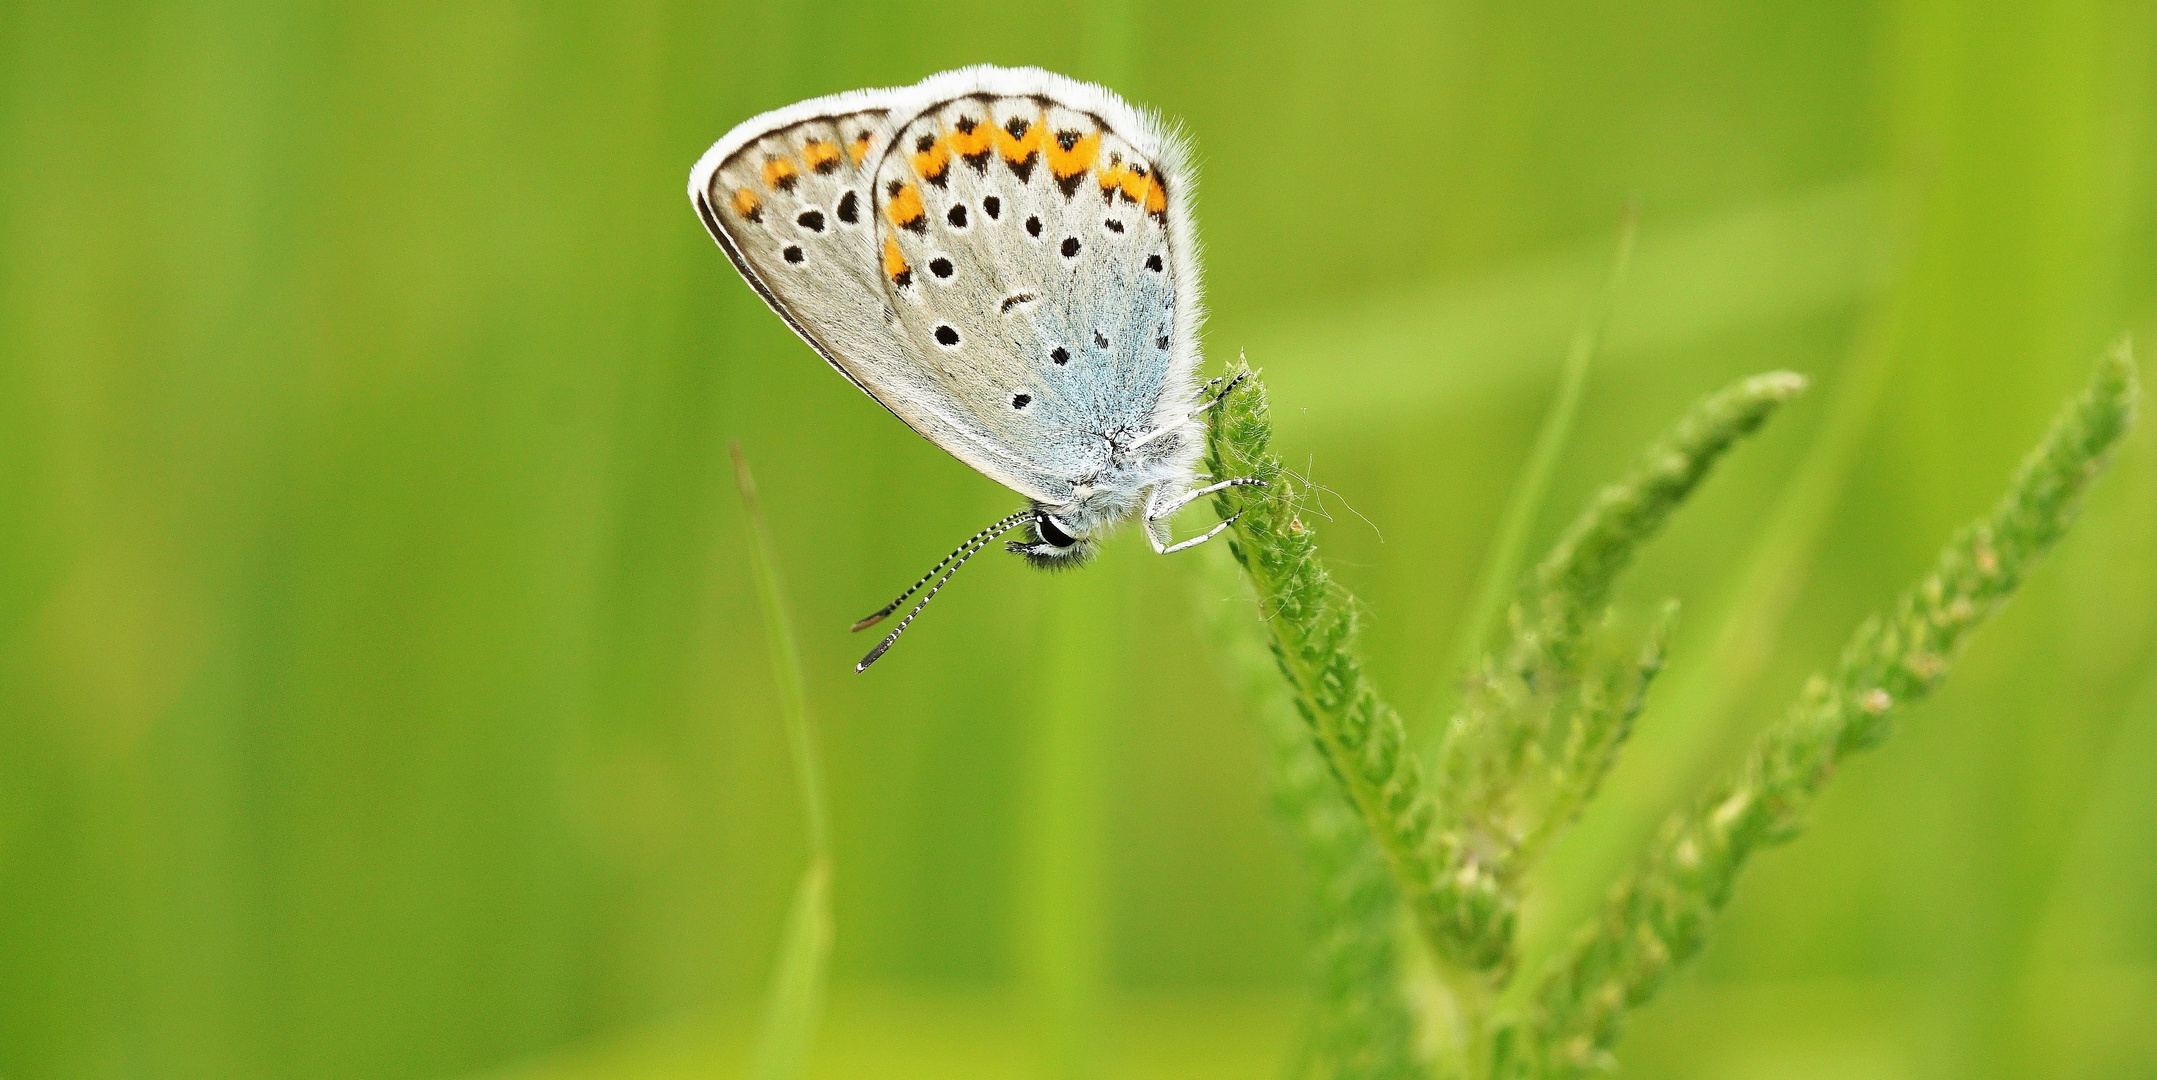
left=691, top=66, right=1260, bottom=670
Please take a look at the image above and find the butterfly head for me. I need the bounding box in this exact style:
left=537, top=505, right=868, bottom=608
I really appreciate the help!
left=1006, top=508, right=1100, bottom=569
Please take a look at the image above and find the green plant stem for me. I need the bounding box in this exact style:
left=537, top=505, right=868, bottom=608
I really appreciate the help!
left=1519, top=282, right=1902, bottom=978
left=1430, top=373, right=1806, bottom=974
left=1508, top=601, right=1678, bottom=875
left=1500, top=343, right=2138, bottom=1079
left=730, top=443, right=834, bottom=1080
left=1440, top=205, right=1640, bottom=714
left=1193, top=542, right=1421, bottom=1080
left=1203, top=361, right=1492, bottom=1006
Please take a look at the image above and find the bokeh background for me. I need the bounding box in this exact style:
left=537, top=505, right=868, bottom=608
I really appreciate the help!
left=4, top=2, right=2155, bottom=1078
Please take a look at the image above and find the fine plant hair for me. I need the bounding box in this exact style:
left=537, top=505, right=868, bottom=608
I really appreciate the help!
left=1202, top=341, right=2137, bottom=1079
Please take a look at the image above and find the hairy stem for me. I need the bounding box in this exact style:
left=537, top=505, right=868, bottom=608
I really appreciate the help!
left=1501, top=343, right=2138, bottom=1079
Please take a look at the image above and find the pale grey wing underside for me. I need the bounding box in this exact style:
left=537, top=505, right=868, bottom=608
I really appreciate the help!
left=691, top=69, right=1203, bottom=508
left=869, top=93, right=1183, bottom=501
left=693, top=107, right=896, bottom=402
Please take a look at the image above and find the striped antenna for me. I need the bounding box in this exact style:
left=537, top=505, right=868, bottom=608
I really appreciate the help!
left=853, top=510, right=1033, bottom=672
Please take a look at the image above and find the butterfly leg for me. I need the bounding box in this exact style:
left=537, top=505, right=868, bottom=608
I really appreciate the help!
left=1143, top=477, right=1268, bottom=555
left=1128, top=371, right=1255, bottom=454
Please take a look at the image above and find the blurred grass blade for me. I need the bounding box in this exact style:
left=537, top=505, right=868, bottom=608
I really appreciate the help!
left=1249, top=181, right=1882, bottom=432
left=1021, top=570, right=1113, bottom=1080
left=730, top=443, right=833, bottom=1080
left=750, top=861, right=833, bottom=1080
left=1192, top=542, right=1421, bottom=1080
left=1502, top=343, right=2138, bottom=1079
left=1438, top=203, right=1641, bottom=716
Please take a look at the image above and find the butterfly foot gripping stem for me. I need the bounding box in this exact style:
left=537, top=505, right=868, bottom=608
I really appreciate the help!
left=1192, top=369, right=1251, bottom=418
left=1144, top=477, right=1267, bottom=555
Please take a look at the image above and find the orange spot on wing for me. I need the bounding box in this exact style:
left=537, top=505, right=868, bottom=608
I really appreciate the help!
left=1098, top=163, right=1130, bottom=197
left=949, top=118, right=993, bottom=159
left=801, top=139, right=840, bottom=172
left=1045, top=128, right=1101, bottom=179
left=731, top=188, right=762, bottom=220
left=994, top=115, right=1042, bottom=164
left=1142, top=174, right=1167, bottom=214
left=885, top=183, right=925, bottom=230
left=882, top=237, right=910, bottom=283
left=849, top=133, right=873, bottom=164
left=761, top=155, right=798, bottom=189
left=1122, top=169, right=1151, bottom=204
left=910, top=135, right=950, bottom=181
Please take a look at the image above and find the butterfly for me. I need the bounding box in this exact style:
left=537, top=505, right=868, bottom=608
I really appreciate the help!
left=689, top=66, right=1261, bottom=671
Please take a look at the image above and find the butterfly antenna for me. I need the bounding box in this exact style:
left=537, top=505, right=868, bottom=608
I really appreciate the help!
left=854, top=509, right=1032, bottom=673
left=851, top=510, right=1032, bottom=632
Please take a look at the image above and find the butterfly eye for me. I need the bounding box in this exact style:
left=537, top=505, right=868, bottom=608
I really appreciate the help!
left=1037, top=516, right=1077, bottom=548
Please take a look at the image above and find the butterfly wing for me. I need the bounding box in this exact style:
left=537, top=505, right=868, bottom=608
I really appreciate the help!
left=691, top=67, right=1202, bottom=507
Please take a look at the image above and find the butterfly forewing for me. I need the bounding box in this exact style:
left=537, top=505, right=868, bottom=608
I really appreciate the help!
left=693, top=105, right=903, bottom=402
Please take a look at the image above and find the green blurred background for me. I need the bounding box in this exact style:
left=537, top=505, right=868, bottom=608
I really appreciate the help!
left=4, top=1, right=2155, bottom=1077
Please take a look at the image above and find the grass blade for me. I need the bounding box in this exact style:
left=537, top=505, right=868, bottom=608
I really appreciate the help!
left=1439, top=205, right=1641, bottom=714
left=749, top=862, right=832, bottom=1080
left=730, top=443, right=832, bottom=1080
left=1020, top=570, right=1114, bottom=1080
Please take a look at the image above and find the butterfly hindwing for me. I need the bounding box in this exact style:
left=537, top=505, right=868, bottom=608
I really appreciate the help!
left=870, top=89, right=1188, bottom=499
